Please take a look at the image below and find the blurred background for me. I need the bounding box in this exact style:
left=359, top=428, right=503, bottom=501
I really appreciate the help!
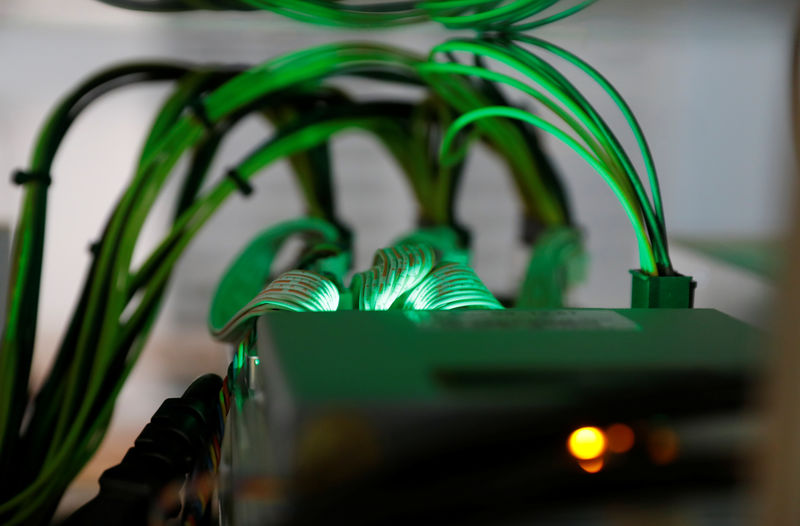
left=0, top=0, right=797, bottom=516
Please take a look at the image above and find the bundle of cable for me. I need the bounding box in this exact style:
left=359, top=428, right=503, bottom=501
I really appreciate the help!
left=405, top=262, right=503, bottom=310
left=212, top=270, right=339, bottom=341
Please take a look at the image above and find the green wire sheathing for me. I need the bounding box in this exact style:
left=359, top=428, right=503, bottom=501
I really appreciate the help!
left=208, top=217, right=342, bottom=340
left=97, top=0, right=597, bottom=32
left=404, top=262, right=503, bottom=310
left=213, top=269, right=340, bottom=342
left=210, top=237, right=502, bottom=340
left=516, top=226, right=584, bottom=308
left=394, top=226, right=469, bottom=265
left=355, top=243, right=437, bottom=310
left=429, top=37, right=670, bottom=274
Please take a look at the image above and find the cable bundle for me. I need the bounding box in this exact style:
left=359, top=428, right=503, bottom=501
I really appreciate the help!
left=207, top=235, right=502, bottom=340
left=181, top=369, right=233, bottom=526
left=353, top=243, right=437, bottom=310
left=96, top=0, right=596, bottom=31
left=256, top=269, right=340, bottom=312
left=212, top=269, right=340, bottom=341
left=426, top=36, right=671, bottom=275
left=346, top=242, right=504, bottom=312
left=516, top=225, right=583, bottom=307
left=58, top=373, right=232, bottom=526
left=207, top=217, right=343, bottom=342
left=404, top=261, right=503, bottom=310
left=394, top=226, right=469, bottom=265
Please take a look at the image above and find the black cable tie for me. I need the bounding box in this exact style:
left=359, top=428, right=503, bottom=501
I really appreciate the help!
left=226, top=169, right=253, bottom=197
left=12, top=169, right=51, bottom=187
left=88, top=240, right=101, bottom=256
left=187, top=98, right=213, bottom=130
left=521, top=215, right=546, bottom=244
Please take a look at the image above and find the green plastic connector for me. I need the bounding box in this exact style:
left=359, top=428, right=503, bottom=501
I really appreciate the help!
left=630, top=270, right=696, bottom=309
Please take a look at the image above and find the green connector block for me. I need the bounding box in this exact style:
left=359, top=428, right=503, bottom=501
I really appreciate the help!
left=630, top=270, right=696, bottom=309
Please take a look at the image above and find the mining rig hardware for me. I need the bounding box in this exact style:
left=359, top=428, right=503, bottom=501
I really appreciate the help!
left=0, top=1, right=777, bottom=525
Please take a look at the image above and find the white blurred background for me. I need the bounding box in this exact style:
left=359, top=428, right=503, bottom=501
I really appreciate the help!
left=0, top=0, right=796, bottom=513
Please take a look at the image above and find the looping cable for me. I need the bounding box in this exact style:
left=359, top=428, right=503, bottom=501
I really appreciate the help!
left=356, top=243, right=437, bottom=310
left=212, top=269, right=339, bottom=342
left=404, top=262, right=503, bottom=310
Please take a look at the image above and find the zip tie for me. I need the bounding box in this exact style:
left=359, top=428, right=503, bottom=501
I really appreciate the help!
left=226, top=168, right=253, bottom=197
left=521, top=214, right=546, bottom=244
left=187, top=98, right=213, bottom=130
left=12, top=169, right=51, bottom=187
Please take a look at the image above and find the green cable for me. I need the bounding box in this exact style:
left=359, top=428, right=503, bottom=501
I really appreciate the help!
left=97, top=0, right=595, bottom=32
left=4, top=71, right=216, bottom=520
left=213, top=268, right=340, bottom=342
left=14, top=112, right=419, bottom=513
left=428, top=40, right=637, bottom=199
left=419, top=70, right=566, bottom=225
left=429, top=38, right=670, bottom=272
left=501, top=39, right=670, bottom=268
left=207, top=42, right=565, bottom=229
left=2, top=41, right=582, bottom=519
left=440, top=105, right=657, bottom=273
left=428, top=0, right=562, bottom=29
left=516, top=225, right=583, bottom=308
left=419, top=61, right=622, bottom=181
left=208, top=217, right=342, bottom=340
left=0, top=63, right=189, bottom=510
left=395, top=226, right=469, bottom=264
left=514, top=35, right=668, bottom=255
left=4, top=45, right=524, bottom=516
left=240, top=0, right=426, bottom=27
left=404, top=261, right=503, bottom=310
left=355, top=243, right=437, bottom=310
left=511, top=0, right=595, bottom=30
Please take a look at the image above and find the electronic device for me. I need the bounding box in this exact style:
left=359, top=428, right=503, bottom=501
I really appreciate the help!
left=222, top=308, right=762, bottom=525
left=0, top=0, right=785, bottom=523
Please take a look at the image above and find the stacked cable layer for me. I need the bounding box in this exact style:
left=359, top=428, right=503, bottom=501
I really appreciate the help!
left=211, top=238, right=503, bottom=343
left=354, top=244, right=437, bottom=311
left=211, top=269, right=340, bottom=341
left=404, top=262, right=503, bottom=310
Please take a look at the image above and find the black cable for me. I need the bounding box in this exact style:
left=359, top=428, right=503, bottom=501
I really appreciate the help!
left=59, top=374, right=224, bottom=526
left=0, top=63, right=191, bottom=500
left=94, top=0, right=196, bottom=12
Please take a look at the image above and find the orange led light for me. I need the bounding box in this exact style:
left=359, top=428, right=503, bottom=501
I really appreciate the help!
left=567, top=426, right=606, bottom=460
left=648, top=427, right=679, bottom=465
left=578, top=457, right=604, bottom=473
left=606, top=423, right=635, bottom=454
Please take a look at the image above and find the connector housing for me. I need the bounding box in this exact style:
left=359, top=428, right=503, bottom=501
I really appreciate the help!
left=630, top=270, right=696, bottom=308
